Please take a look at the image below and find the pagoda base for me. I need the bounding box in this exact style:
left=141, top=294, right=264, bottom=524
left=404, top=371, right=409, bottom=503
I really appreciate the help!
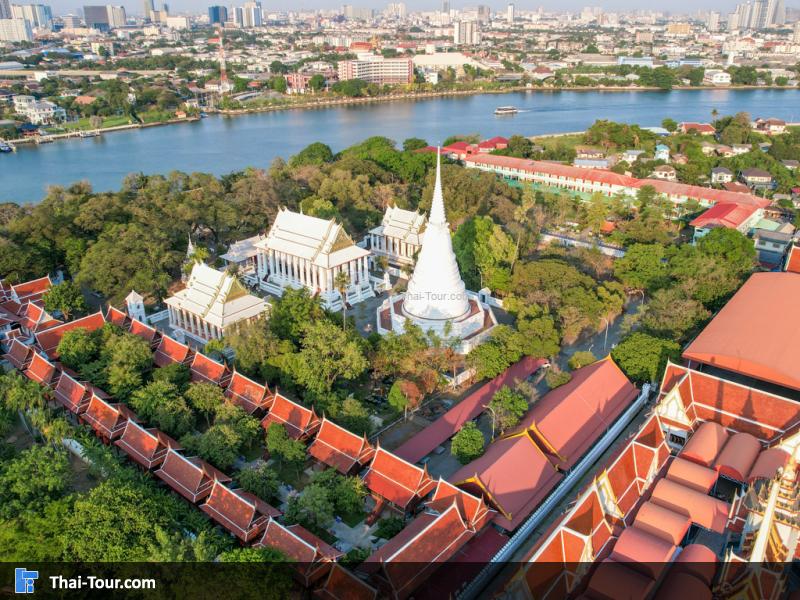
left=376, top=291, right=498, bottom=354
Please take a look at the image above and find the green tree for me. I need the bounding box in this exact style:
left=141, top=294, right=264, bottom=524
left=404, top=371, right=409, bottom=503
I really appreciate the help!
left=288, top=142, right=334, bottom=168
left=105, top=333, right=153, bottom=399
left=56, top=328, right=100, bottom=371
left=451, top=422, right=485, bottom=464
left=181, top=424, right=241, bottom=470
left=130, top=381, right=195, bottom=438
left=42, top=280, right=87, bottom=320
left=269, top=287, right=325, bottom=345
left=611, top=332, right=681, bottom=384
left=487, top=386, right=528, bottom=436
left=661, top=118, right=678, bottom=132
left=152, top=362, right=191, bottom=392
left=0, top=445, right=71, bottom=518
left=265, top=422, right=307, bottom=472
left=568, top=350, right=597, bottom=370
left=402, top=137, right=428, bottom=152
left=453, top=216, right=515, bottom=291
left=237, top=463, right=280, bottom=503
left=285, top=484, right=334, bottom=532
left=184, top=382, right=225, bottom=426
left=613, top=244, right=669, bottom=294
left=291, top=320, right=368, bottom=395
left=545, top=368, right=572, bottom=389
left=308, top=73, right=326, bottom=92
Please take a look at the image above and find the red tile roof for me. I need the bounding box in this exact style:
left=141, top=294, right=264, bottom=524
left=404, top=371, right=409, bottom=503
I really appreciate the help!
left=153, top=335, right=191, bottom=367
left=308, top=417, right=375, bottom=474
left=683, top=273, right=800, bottom=391
left=680, top=421, right=729, bottom=467
left=747, top=447, right=789, bottom=483
left=11, top=276, right=52, bottom=303
left=256, top=519, right=341, bottom=563
left=52, top=371, right=90, bottom=414
left=114, top=420, right=180, bottom=469
left=450, top=432, right=563, bottom=530
left=689, top=202, right=760, bottom=229
left=3, top=338, right=32, bottom=370
left=665, top=457, right=718, bottom=493
left=632, top=502, right=691, bottom=546
left=19, top=302, right=61, bottom=332
left=224, top=371, right=270, bottom=414
left=24, top=351, right=58, bottom=385
left=154, top=450, right=231, bottom=503
left=362, top=447, right=436, bottom=510
left=83, top=394, right=136, bottom=440
left=650, top=478, right=729, bottom=533
left=106, top=306, right=129, bottom=327
left=200, top=482, right=277, bottom=542
left=365, top=503, right=476, bottom=599
left=786, top=245, right=800, bottom=274
left=426, top=478, right=494, bottom=530
left=680, top=122, right=716, bottom=134
left=189, top=352, right=230, bottom=386
left=35, top=312, right=106, bottom=357
left=518, top=357, right=638, bottom=469
left=713, top=431, right=761, bottom=482
left=395, top=356, right=546, bottom=464
left=609, top=526, right=676, bottom=579
left=586, top=559, right=655, bottom=600
left=261, top=394, right=320, bottom=440
left=129, top=319, right=158, bottom=345
left=314, top=565, right=378, bottom=600
left=464, top=154, right=770, bottom=208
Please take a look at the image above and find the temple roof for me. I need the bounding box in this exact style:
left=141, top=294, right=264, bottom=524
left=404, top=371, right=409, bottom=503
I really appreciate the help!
left=219, top=234, right=265, bottom=263
left=370, top=205, right=427, bottom=245
left=165, top=263, right=267, bottom=330
left=256, top=208, right=369, bottom=269
left=402, top=150, right=470, bottom=321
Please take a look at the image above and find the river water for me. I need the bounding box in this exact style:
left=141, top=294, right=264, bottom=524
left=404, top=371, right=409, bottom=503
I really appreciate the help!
left=2, top=88, right=798, bottom=203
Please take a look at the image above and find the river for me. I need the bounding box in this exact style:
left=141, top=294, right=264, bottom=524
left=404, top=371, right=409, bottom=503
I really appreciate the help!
left=2, top=88, right=799, bottom=203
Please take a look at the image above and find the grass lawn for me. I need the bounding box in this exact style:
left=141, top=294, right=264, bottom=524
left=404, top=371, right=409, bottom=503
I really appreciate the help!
left=530, top=133, right=585, bottom=150
left=339, top=509, right=366, bottom=528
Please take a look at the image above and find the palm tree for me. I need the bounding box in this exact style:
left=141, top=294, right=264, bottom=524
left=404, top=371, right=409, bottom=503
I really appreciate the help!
left=334, top=270, right=351, bottom=330
left=711, top=108, right=719, bottom=122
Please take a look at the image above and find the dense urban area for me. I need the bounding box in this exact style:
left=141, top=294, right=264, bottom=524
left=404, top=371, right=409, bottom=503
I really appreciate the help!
left=1, top=1, right=800, bottom=600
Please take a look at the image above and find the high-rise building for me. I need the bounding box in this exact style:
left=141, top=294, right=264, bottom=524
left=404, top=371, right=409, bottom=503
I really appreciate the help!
left=731, top=0, right=784, bottom=29
left=83, top=5, right=126, bottom=30
left=0, top=0, right=11, bottom=19
left=386, top=2, right=406, bottom=18
left=11, top=4, right=52, bottom=29
left=794, top=21, right=800, bottom=43
left=453, top=19, right=480, bottom=45
left=208, top=5, right=227, bottom=24
left=142, top=0, right=154, bottom=21
left=477, top=4, right=490, bottom=23
left=337, top=56, right=414, bottom=84
left=242, top=1, right=261, bottom=27
left=441, top=0, right=449, bottom=13
left=232, top=6, right=243, bottom=26
left=507, top=2, right=514, bottom=22
left=706, top=11, right=720, bottom=31
left=0, top=17, right=33, bottom=40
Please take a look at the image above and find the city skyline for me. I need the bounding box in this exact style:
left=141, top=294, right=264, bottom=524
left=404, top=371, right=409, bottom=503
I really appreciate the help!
left=33, top=1, right=776, bottom=16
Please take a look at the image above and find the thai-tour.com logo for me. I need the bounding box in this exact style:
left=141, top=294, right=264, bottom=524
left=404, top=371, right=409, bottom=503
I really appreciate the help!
left=14, top=568, right=38, bottom=594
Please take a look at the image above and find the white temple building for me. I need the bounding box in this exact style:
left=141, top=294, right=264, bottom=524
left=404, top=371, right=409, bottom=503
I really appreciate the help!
left=219, top=233, right=265, bottom=287
left=165, top=263, right=268, bottom=343
left=368, top=206, right=426, bottom=268
left=376, top=151, right=497, bottom=352
left=254, top=209, right=375, bottom=311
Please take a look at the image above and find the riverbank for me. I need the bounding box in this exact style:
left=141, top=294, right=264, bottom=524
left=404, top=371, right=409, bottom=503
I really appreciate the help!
left=5, top=116, right=201, bottom=147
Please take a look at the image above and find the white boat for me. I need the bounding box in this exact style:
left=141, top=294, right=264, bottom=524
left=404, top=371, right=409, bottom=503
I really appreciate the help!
left=0, top=141, right=12, bottom=153
left=494, top=106, right=519, bottom=115
left=79, top=130, right=100, bottom=138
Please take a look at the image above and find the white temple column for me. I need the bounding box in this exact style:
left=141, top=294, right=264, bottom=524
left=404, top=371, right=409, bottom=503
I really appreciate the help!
left=203, top=320, right=211, bottom=340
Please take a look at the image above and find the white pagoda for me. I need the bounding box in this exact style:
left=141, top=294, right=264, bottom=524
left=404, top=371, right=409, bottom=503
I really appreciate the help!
left=254, top=209, right=375, bottom=312
left=376, top=151, right=497, bottom=352
left=165, top=263, right=268, bottom=343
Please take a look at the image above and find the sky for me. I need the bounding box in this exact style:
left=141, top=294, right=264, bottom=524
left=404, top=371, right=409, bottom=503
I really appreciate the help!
left=44, top=1, right=739, bottom=16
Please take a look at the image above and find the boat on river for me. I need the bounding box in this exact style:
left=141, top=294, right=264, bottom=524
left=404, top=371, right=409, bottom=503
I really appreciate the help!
left=494, top=106, right=519, bottom=115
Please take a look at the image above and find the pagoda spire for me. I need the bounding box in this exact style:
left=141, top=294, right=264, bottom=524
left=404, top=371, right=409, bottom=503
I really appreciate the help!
left=402, top=149, right=470, bottom=321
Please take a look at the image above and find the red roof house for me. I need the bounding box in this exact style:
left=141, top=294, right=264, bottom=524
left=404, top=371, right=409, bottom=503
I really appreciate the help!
left=154, top=450, right=231, bottom=503
left=11, top=276, right=52, bottom=304
left=308, top=417, right=375, bottom=475
left=362, top=447, right=436, bottom=512
left=82, top=394, right=137, bottom=441
left=106, top=306, right=129, bottom=328
left=34, top=312, right=106, bottom=357
left=129, top=319, right=159, bottom=347
left=3, top=338, right=32, bottom=370
left=153, top=335, right=192, bottom=367
left=425, top=478, right=495, bottom=530
left=689, top=202, right=760, bottom=232
left=189, top=352, right=231, bottom=387
left=679, top=122, right=716, bottom=135
left=785, top=245, right=800, bottom=274
left=682, top=272, right=800, bottom=392
left=224, top=371, right=271, bottom=414
left=314, top=564, right=378, bottom=600
left=114, top=420, right=181, bottom=469
left=24, top=350, right=58, bottom=386
left=52, top=371, right=91, bottom=414
left=200, top=482, right=279, bottom=542
left=256, top=519, right=343, bottom=586
left=18, top=303, right=61, bottom=333
left=261, top=394, right=320, bottom=440
left=362, top=502, right=477, bottom=599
